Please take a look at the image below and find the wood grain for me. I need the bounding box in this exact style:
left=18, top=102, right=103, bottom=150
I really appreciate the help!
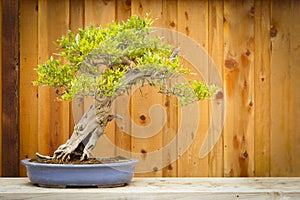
left=1, top=178, right=300, bottom=199
left=1, top=0, right=19, bottom=177
left=37, top=0, right=70, bottom=156
left=177, top=0, right=209, bottom=177
left=254, top=0, right=271, bottom=177
left=0, top=0, right=2, bottom=176
left=208, top=0, right=224, bottom=177
left=84, top=0, right=116, bottom=27
left=19, top=0, right=39, bottom=177
left=161, top=0, right=178, bottom=177
left=270, top=0, right=300, bottom=176
left=223, top=0, right=255, bottom=177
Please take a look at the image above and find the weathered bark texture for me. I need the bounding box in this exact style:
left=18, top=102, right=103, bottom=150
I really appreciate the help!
left=54, top=97, right=113, bottom=161
left=37, top=97, right=114, bottom=162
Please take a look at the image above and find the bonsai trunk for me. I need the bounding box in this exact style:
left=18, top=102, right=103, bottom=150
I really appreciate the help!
left=37, top=96, right=115, bottom=162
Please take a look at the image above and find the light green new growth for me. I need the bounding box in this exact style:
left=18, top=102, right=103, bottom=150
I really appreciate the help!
left=34, top=15, right=216, bottom=105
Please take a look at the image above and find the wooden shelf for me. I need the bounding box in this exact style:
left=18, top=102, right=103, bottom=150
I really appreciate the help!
left=0, top=178, right=299, bottom=199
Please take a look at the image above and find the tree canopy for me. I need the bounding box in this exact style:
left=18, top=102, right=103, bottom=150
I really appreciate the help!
left=34, top=15, right=216, bottom=105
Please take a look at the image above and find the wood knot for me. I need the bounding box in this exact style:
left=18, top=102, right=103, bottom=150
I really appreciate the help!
left=140, top=115, right=146, bottom=121
left=185, top=26, right=190, bottom=35
left=249, top=101, right=253, bottom=107
left=153, top=166, right=158, bottom=172
left=270, top=25, right=278, bottom=37
left=249, top=6, right=255, bottom=16
left=215, top=91, right=224, bottom=99
left=245, top=49, right=251, bottom=56
left=165, top=101, right=169, bottom=107
left=141, top=149, right=147, bottom=154
left=170, top=21, right=175, bottom=27
left=248, top=100, right=253, bottom=112
left=243, top=80, right=248, bottom=90
left=125, top=0, right=131, bottom=6
left=141, top=149, right=147, bottom=160
left=185, top=11, right=189, bottom=20
left=242, top=151, right=248, bottom=159
left=225, top=58, right=238, bottom=71
left=138, top=2, right=143, bottom=13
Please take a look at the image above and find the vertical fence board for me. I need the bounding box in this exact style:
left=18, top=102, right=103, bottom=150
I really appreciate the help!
left=116, top=0, right=131, bottom=22
left=84, top=0, right=117, bottom=158
left=177, top=0, right=209, bottom=177
left=84, top=0, right=115, bottom=27
left=223, top=0, right=255, bottom=177
left=131, top=0, right=164, bottom=177
left=0, top=0, right=2, bottom=176
left=70, top=0, right=84, bottom=31
left=114, top=0, right=132, bottom=158
left=37, top=0, right=70, bottom=156
left=1, top=0, right=19, bottom=177
left=19, top=0, right=38, bottom=176
left=69, top=0, right=85, bottom=136
left=161, top=0, right=178, bottom=177
left=254, top=0, right=271, bottom=177
left=270, top=0, right=300, bottom=176
left=208, top=0, right=224, bottom=177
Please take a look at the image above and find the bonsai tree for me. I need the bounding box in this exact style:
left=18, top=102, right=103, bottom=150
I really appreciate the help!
left=35, top=15, right=216, bottom=162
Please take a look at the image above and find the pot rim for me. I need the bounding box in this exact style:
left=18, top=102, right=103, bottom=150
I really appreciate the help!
left=22, top=158, right=139, bottom=168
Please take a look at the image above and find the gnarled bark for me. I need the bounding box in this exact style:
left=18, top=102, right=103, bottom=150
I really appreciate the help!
left=37, top=96, right=115, bottom=162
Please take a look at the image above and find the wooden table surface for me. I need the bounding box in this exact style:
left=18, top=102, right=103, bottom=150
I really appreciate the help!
left=0, top=177, right=299, bottom=199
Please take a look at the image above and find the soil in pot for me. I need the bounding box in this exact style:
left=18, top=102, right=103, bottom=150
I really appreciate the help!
left=29, top=155, right=131, bottom=165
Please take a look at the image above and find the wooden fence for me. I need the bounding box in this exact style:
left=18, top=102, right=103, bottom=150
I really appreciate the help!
left=1, top=0, right=299, bottom=177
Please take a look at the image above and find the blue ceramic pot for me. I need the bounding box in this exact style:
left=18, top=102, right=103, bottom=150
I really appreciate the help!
left=22, top=158, right=138, bottom=188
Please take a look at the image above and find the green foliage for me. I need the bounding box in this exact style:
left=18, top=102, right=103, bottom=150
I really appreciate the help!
left=190, top=80, right=218, bottom=101
left=158, top=80, right=217, bottom=106
left=34, top=57, right=74, bottom=93
left=34, top=15, right=216, bottom=104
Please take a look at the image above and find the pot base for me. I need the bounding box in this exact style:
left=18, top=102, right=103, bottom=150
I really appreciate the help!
left=36, top=182, right=127, bottom=188
left=22, top=158, right=138, bottom=188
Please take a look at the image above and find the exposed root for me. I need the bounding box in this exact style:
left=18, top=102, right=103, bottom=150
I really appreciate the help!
left=36, top=99, right=113, bottom=162
left=36, top=152, right=52, bottom=160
